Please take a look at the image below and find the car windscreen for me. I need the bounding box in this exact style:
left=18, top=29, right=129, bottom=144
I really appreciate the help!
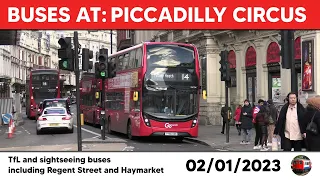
left=43, top=100, right=67, bottom=109
left=43, top=108, right=66, bottom=115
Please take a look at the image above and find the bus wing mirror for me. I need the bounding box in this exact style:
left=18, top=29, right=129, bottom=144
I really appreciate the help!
left=95, top=92, right=100, bottom=99
left=133, top=91, right=139, bottom=101
left=202, top=90, right=207, bottom=100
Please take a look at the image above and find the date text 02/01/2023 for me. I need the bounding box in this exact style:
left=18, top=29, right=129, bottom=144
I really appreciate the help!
left=186, top=158, right=281, bottom=173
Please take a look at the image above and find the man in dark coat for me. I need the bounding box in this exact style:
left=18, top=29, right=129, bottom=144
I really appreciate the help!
left=221, top=106, right=231, bottom=134
left=274, top=92, right=306, bottom=151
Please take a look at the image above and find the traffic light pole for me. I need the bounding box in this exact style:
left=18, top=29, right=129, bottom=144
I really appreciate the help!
left=290, top=34, right=298, bottom=93
left=101, top=77, right=106, bottom=140
left=225, top=81, right=230, bottom=144
left=74, top=31, right=82, bottom=151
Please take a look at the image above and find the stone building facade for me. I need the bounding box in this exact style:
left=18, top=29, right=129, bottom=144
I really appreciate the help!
left=128, top=30, right=320, bottom=125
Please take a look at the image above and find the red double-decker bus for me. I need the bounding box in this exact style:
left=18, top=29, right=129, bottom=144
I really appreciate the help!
left=79, top=72, right=102, bottom=126
left=26, top=69, right=61, bottom=119
left=104, top=42, right=201, bottom=141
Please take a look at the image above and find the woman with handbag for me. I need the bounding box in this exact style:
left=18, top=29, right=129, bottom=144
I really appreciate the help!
left=302, top=97, right=320, bottom=151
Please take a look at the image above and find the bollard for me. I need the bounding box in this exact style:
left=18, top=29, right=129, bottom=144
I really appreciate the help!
left=80, top=114, right=84, bottom=126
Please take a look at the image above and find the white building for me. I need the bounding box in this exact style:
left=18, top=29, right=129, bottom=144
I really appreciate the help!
left=0, top=30, right=117, bottom=98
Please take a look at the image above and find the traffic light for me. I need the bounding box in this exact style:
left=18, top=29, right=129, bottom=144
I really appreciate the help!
left=58, top=37, right=74, bottom=71
left=279, top=30, right=295, bottom=69
left=98, top=50, right=108, bottom=79
left=108, top=61, right=116, bottom=78
left=82, top=48, right=93, bottom=71
left=219, top=50, right=230, bottom=81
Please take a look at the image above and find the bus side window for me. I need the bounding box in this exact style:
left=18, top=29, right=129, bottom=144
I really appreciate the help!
left=135, top=48, right=142, bottom=67
left=129, top=50, right=136, bottom=69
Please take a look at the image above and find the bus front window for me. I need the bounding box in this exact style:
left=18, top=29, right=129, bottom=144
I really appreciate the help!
left=142, top=87, right=198, bottom=120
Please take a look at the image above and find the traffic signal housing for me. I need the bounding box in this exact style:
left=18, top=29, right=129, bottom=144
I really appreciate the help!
left=82, top=48, right=93, bottom=71
left=58, top=37, right=74, bottom=71
left=98, top=52, right=108, bottom=79
left=219, top=50, right=230, bottom=81
left=108, top=61, right=116, bottom=78
left=279, top=30, right=294, bottom=69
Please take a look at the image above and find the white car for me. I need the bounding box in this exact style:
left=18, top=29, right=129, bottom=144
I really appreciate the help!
left=36, top=107, right=74, bottom=135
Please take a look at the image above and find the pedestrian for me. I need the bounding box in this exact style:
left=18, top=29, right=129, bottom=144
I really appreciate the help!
left=274, top=92, right=306, bottom=151
left=234, top=104, right=242, bottom=135
left=301, top=96, right=320, bottom=151
left=267, top=99, right=278, bottom=146
left=252, top=99, right=265, bottom=149
left=220, top=105, right=228, bottom=134
left=239, top=99, right=253, bottom=144
left=256, top=105, right=269, bottom=151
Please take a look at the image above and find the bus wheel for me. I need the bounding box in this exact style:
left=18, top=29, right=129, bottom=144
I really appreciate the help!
left=106, top=117, right=112, bottom=134
left=127, top=120, right=135, bottom=140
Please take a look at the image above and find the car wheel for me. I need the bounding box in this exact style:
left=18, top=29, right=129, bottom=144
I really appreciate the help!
left=36, top=129, right=41, bottom=135
left=68, top=127, right=74, bottom=133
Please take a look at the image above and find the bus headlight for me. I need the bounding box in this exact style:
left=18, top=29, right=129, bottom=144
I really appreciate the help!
left=191, top=119, right=197, bottom=128
left=144, top=118, right=151, bottom=127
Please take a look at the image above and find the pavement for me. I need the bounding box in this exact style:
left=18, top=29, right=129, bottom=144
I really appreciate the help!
left=185, top=125, right=266, bottom=151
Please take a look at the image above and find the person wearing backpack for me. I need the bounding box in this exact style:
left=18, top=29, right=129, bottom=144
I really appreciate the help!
left=267, top=99, right=278, bottom=146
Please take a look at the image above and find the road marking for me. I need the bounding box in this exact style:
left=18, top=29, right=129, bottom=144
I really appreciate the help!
left=21, top=126, right=31, bottom=135
left=73, top=125, right=112, bottom=138
left=122, top=146, right=134, bottom=151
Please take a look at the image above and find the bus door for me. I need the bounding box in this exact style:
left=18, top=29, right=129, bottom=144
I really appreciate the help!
left=130, top=89, right=141, bottom=135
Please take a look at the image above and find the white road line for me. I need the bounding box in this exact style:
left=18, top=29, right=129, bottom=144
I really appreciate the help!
left=122, top=146, right=135, bottom=151
left=73, top=125, right=112, bottom=138
left=20, top=126, right=31, bottom=135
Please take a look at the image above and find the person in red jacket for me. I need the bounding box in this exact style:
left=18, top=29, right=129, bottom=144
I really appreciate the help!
left=234, top=104, right=242, bottom=135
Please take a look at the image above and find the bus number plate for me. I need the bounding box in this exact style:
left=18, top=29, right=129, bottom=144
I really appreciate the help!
left=165, top=132, right=178, bottom=136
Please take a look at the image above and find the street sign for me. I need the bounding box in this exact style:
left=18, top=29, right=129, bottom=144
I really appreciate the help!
left=2, top=113, right=12, bottom=124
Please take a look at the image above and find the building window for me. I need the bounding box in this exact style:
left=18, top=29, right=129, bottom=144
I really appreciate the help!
left=126, top=30, right=131, bottom=39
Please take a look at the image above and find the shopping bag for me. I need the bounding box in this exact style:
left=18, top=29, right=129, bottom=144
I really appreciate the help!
left=272, top=137, right=278, bottom=151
